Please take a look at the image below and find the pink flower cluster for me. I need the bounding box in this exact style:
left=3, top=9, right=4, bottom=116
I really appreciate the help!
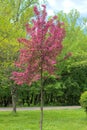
left=11, top=5, right=65, bottom=85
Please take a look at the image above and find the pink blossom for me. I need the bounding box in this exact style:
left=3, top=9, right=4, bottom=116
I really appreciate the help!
left=42, top=5, right=46, bottom=8
left=53, top=16, right=58, bottom=19
left=34, top=6, right=40, bottom=15
left=51, top=61, right=56, bottom=65
left=11, top=5, right=66, bottom=85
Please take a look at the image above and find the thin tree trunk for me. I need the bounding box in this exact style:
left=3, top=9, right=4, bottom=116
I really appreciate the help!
left=40, top=79, right=43, bottom=130
left=11, top=86, right=17, bottom=113
left=40, top=61, right=43, bottom=130
left=12, top=94, right=16, bottom=113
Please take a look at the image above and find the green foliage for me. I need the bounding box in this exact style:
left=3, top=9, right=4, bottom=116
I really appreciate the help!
left=23, top=102, right=28, bottom=107
left=0, top=0, right=39, bottom=107
left=62, top=77, right=80, bottom=105
left=56, top=9, right=87, bottom=106
left=57, top=9, right=87, bottom=69
left=79, top=91, right=87, bottom=114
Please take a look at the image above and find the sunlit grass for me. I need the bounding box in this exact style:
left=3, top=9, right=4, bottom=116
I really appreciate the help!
left=0, top=108, right=87, bottom=130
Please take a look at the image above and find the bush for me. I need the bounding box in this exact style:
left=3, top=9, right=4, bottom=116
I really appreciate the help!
left=23, top=102, right=28, bottom=107
left=79, top=91, right=87, bottom=114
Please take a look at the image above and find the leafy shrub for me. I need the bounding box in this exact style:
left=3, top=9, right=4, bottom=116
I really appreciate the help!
left=79, top=91, right=87, bottom=114
left=24, top=102, right=28, bottom=107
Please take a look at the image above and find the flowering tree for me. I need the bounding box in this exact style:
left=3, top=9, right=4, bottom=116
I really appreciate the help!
left=12, top=5, right=65, bottom=130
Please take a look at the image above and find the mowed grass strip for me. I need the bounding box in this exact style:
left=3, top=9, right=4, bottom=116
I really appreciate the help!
left=0, top=108, right=87, bottom=130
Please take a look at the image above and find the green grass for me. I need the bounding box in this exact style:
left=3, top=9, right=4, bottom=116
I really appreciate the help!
left=0, top=109, right=87, bottom=130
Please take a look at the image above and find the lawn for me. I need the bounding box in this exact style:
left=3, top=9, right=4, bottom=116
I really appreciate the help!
left=0, top=108, right=87, bottom=130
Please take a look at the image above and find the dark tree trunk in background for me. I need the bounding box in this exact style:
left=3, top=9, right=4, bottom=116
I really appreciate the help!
left=11, top=86, right=17, bottom=113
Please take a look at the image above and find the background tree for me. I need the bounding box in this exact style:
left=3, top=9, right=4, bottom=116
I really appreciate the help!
left=0, top=0, right=39, bottom=112
left=56, top=9, right=87, bottom=103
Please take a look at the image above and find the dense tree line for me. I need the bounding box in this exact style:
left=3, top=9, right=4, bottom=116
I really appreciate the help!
left=0, top=0, right=87, bottom=107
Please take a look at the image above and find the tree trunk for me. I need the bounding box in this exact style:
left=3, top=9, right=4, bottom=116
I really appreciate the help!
left=40, top=82, right=43, bottom=130
left=11, top=86, right=17, bottom=113
left=12, top=94, right=16, bottom=113
left=40, top=65, right=43, bottom=130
